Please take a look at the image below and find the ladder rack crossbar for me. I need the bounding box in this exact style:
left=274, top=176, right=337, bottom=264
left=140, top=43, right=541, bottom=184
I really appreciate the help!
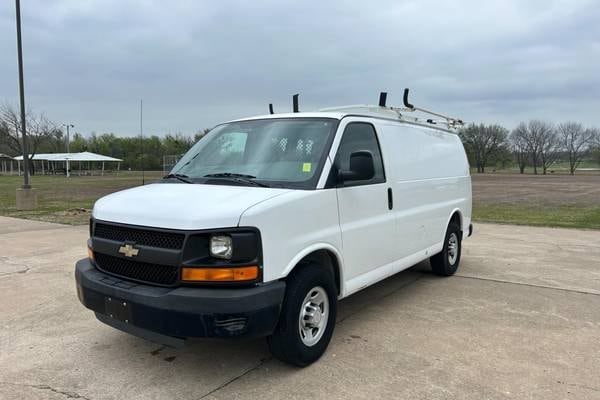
left=320, top=106, right=462, bottom=130
left=391, top=106, right=464, bottom=129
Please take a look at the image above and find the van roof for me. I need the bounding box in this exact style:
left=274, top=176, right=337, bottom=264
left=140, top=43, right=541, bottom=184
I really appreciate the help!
left=229, top=111, right=347, bottom=122
left=228, top=108, right=457, bottom=134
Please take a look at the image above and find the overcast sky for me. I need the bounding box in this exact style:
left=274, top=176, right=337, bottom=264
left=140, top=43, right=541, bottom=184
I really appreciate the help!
left=1, top=0, right=598, bottom=137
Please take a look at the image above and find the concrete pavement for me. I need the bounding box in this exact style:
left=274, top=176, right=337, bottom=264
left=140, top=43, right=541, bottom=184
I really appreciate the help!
left=1, top=216, right=599, bottom=399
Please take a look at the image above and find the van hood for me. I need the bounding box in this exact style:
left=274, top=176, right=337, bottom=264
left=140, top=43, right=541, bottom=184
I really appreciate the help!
left=92, top=183, right=291, bottom=230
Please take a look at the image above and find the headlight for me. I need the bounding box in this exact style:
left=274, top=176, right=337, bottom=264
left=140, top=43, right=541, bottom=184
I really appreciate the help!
left=210, top=235, right=233, bottom=259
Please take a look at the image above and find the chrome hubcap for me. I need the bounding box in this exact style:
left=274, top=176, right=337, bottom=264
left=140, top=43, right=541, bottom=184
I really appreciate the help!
left=447, top=232, right=458, bottom=265
left=299, top=286, right=329, bottom=347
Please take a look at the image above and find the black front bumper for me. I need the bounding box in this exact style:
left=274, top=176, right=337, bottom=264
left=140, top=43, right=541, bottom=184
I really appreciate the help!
left=75, top=259, right=285, bottom=340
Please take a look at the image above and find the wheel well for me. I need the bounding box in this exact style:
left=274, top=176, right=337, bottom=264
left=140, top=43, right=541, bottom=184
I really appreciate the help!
left=450, top=211, right=462, bottom=231
left=292, top=250, right=341, bottom=295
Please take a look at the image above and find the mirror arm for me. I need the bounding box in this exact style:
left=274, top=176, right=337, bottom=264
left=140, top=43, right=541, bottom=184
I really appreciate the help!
left=337, top=170, right=356, bottom=183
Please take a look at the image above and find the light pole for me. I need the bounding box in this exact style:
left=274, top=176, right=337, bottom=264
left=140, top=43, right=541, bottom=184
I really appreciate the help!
left=140, top=99, right=144, bottom=185
left=15, top=0, right=29, bottom=187
left=63, top=123, right=74, bottom=177
left=63, top=124, right=74, bottom=153
left=14, top=0, right=37, bottom=210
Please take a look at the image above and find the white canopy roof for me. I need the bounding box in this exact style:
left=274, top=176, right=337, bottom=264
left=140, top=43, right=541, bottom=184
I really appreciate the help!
left=13, top=151, right=122, bottom=162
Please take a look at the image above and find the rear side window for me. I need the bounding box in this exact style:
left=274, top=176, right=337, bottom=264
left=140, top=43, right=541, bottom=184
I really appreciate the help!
left=334, top=122, right=385, bottom=186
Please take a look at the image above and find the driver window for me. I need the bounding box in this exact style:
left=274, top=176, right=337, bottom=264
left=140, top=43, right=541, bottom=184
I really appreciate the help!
left=334, top=123, right=385, bottom=185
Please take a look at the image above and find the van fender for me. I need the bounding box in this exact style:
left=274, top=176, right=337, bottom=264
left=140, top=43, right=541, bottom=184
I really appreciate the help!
left=280, top=243, right=345, bottom=294
left=444, top=208, right=463, bottom=237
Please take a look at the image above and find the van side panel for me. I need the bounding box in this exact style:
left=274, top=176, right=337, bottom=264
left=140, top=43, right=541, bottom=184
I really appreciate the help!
left=374, top=121, right=471, bottom=261
left=376, top=122, right=469, bottom=180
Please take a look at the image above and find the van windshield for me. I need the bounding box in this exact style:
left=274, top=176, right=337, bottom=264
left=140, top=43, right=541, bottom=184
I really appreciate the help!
left=169, top=118, right=338, bottom=189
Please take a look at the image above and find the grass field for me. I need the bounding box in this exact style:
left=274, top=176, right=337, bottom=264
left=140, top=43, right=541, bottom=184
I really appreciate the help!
left=470, top=160, right=600, bottom=175
left=1, top=171, right=599, bottom=229
left=472, top=174, right=600, bottom=229
left=0, top=172, right=163, bottom=225
left=474, top=204, right=600, bottom=229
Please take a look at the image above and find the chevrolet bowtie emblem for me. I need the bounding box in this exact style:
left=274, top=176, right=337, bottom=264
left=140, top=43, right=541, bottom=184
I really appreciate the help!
left=118, top=244, right=139, bottom=258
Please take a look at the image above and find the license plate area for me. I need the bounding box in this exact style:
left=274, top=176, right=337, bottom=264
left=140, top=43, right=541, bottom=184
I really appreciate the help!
left=105, top=296, right=132, bottom=323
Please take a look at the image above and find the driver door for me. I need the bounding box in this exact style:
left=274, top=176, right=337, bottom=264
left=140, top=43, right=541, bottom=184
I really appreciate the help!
left=333, top=122, right=396, bottom=293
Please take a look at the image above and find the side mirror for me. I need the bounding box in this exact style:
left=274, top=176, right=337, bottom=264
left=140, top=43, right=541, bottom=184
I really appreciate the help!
left=338, top=150, right=375, bottom=183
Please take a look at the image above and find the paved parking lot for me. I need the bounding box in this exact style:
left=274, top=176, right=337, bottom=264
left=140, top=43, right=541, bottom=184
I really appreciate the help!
left=1, top=216, right=599, bottom=399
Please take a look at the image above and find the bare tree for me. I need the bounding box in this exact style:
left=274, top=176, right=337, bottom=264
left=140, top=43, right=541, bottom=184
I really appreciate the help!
left=591, top=139, right=600, bottom=168
left=0, top=104, right=56, bottom=174
left=538, top=126, right=560, bottom=174
left=517, top=120, right=554, bottom=174
left=459, top=123, right=508, bottom=173
left=557, top=122, right=596, bottom=175
left=510, top=123, right=529, bottom=174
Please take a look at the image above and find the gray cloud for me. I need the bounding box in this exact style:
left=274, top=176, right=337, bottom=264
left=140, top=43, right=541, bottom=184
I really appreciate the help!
left=1, top=0, right=598, bottom=137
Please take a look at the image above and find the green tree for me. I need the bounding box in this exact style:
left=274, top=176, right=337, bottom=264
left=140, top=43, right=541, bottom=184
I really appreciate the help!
left=194, top=128, right=210, bottom=143
left=163, top=133, right=194, bottom=156
left=70, top=133, right=88, bottom=152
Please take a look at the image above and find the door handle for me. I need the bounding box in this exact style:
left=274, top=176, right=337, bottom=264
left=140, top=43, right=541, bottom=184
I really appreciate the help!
left=387, top=187, right=393, bottom=210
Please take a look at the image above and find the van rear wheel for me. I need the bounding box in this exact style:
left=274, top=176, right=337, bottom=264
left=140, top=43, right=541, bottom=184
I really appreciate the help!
left=267, top=264, right=337, bottom=367
left=430, top=221, right=462, bottom=276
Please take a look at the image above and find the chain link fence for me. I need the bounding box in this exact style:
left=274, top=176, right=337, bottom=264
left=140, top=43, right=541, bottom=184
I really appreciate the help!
left=162, top=155, right=182, bottom=173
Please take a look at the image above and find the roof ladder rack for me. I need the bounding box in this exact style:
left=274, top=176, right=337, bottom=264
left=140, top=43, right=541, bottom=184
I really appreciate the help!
left=319, top=89, right=464, bottom=131
left=387, top=89, right=464, bottom=129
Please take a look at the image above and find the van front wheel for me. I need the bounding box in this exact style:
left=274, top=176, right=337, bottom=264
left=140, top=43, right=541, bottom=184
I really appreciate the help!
left=267, top=264, right=337, bottom=366
left=430, top=221, right=462, bottom=276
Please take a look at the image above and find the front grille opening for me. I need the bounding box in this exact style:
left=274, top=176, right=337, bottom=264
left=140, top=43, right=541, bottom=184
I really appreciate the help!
left=94, top=223, right=185, bottom=250
left=94, top=252, right=179, bottom=286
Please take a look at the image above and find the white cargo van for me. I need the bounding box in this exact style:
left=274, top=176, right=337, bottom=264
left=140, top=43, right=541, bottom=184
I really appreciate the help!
left=76, top=91, right=472, bottom=366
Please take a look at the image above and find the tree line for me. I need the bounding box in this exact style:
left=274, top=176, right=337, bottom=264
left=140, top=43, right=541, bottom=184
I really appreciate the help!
left=67, top=131, right=208, bottom=170
left=0, top=104, right=208, bottom=172
left=460, top=121, right=600, bottom=174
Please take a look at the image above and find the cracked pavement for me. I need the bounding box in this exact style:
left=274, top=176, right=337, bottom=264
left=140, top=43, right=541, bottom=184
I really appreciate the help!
left=1, top=216, right=599, bottom=399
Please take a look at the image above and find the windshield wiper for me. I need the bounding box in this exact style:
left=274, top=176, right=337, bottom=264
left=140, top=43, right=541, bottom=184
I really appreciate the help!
left=163, top=173, right=193, bottom=183
left=203, top=173, right=269, bottom=187
left=204, top=172, right=257, bottom=179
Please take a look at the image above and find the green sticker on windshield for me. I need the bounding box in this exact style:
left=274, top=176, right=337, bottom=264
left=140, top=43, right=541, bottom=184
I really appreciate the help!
left=302, top=163, right=312, bottom=172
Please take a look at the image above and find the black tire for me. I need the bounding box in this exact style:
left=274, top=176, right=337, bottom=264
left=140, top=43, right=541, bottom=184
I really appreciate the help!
left=430, top=221, right=462, bottom=276
left=267, top=264, right=337, bottom=367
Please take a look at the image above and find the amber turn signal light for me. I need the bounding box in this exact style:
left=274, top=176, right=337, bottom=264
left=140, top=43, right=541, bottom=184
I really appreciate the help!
left=87, top=245, right=95, bottom=262
left=181, top=266, right=259, bottom=282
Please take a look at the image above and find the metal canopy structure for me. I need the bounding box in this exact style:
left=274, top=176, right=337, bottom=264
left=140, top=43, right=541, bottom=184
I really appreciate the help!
left=0, top=153, right=17, bottom=175
left=13, top=151, right=122, bottom=177
left=13, top=151, right=122, bottom=162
